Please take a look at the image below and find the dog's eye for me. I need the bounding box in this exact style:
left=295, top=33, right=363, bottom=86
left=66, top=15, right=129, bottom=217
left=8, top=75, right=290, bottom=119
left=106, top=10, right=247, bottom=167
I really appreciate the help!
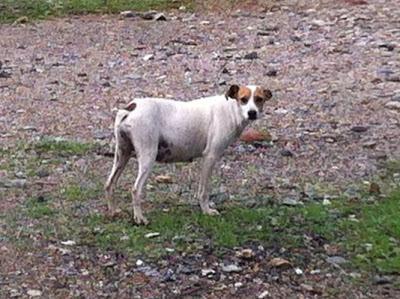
left=254, top=97, right=264, bottom=104
left=240, top=97, right=249, bottom=104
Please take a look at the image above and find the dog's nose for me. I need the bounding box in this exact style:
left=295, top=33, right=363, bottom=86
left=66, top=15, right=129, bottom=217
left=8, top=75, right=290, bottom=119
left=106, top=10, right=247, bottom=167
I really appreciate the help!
left=248, top=110, right=257, bottom=120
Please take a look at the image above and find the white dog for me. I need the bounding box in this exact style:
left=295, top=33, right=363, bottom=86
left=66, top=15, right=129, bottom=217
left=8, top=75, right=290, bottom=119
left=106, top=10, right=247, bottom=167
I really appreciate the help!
left=105, top=84, right=272, bottom=224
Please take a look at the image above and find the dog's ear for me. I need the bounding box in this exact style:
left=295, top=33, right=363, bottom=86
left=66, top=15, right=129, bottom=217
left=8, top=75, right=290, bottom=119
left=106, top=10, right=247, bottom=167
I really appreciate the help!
left=263, top=89, right=272, bottom=100
left=225, top=84, right=240, bottom=100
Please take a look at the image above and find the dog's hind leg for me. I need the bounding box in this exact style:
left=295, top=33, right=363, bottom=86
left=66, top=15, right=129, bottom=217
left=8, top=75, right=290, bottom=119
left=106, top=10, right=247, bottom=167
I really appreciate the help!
left=131, top=145, right=157, bottom=225
left=105, top=134, right=132, bottom=215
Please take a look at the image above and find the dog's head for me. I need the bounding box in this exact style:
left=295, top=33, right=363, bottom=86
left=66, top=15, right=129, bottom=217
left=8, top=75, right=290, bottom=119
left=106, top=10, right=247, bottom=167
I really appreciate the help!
left=225, top=85, right=273, bottom=120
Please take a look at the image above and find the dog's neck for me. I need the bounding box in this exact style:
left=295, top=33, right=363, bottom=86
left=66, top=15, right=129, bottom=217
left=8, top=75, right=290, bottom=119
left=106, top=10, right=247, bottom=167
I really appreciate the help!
left=226, top=97, right=250, bottom=137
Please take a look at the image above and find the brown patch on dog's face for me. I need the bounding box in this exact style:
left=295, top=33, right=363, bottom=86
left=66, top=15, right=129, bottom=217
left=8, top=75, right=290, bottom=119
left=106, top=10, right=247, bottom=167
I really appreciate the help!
left=253, top=87, right=272, bottom=109
left=125, top=102, right=137, bottom=111
left=237, top=86, right=252, bottom=105
left=226, top=85, right=252, bottom=105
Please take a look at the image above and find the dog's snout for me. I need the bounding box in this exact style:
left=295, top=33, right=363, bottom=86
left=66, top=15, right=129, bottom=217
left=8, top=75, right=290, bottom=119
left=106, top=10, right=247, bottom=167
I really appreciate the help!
left=248, top=110, right=257, bottom=120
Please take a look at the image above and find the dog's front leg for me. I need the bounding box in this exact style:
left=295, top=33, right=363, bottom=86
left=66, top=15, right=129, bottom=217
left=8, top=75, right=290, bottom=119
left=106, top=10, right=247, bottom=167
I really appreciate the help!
left=198, top=154, right=220, bottom=216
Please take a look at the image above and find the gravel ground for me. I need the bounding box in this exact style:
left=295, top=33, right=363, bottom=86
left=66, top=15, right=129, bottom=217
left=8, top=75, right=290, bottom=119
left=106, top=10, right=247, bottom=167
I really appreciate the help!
left=1, top=0, right=400, bottom=297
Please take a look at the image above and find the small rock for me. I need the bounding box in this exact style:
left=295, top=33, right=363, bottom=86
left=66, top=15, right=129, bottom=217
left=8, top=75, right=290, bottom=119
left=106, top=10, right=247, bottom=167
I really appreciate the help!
left=140, top=11, right=157, bottom=20
left=362, top=140, right=377, bottom=148
left=385, top=101, right=400, bottom=110
left=120, top=10, right=137, bottom=18
left=145, top=232, right=160, bottom=238
left=162, top=269, right=176, bottom=282
left=136, top=259, right=144, bottom=266
left=0, top=70, right=11, bottom=78
left=374, top=275, right=392, bottom=285
left=351, top=126, right=368, bottom=133
left=27, top=290, right=42, bottom=297
left=369, top=182, right=380, bottom=194
left=282, top=198, right=303, bottom=206
left=386, top=75, right=400, bottom=82
left=294, top=267, right=303, bottom=275
left=257, top=31, right=271, bottom=36
left=155, top=175, right=173, bottom=184
left=326, top=256, right=348, bottom=265
left=300, top=283, right=314, bottom=292
left=258, top=290, right=270, bottom=299
left=143, top=54, right=154, bottom=61
left=234, top=282, right=243, bottom=288
left=221, top=264, right=242, bottom=273
left=378, top=43, right=395, bottom=51
left=266, top=69, right=277, bottom=77
left=61, top=240, right=76, bottom=246
left=22, top=126, right=37, bottom=131
left=236, top=248, right=255, bottom=259
left=280, top=149, right=293, bottom=157
left=243, top=51, right=258, bottom=60
left=240, top=128, right=271, bottom=143
left=154, top=13, right=167, bottom=21
left=0, top=179, right=27, bottom=188
left=268, top=257, right=291, bottom=267
left=201, top=268, right=215, bottom=276
left=322, top=199, right=331, bottom=206
left=13, top=16, right=28, bottom=25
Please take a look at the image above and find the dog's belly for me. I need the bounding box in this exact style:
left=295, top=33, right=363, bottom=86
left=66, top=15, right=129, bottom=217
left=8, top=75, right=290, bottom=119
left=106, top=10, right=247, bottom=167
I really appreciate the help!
left=156, top=135, right=206, bottom=163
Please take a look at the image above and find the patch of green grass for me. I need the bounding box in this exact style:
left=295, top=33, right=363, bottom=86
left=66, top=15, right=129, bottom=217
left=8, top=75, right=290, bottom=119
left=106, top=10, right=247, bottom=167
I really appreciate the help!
left=61, top=182, right=102, bottom=201
left=0, top=0, right=194, bottom=23
left=342, top=190, right=400, bottom=274
left=25, top=197, right=57, bottom=219
left=33, top=137, right=94, bottom=157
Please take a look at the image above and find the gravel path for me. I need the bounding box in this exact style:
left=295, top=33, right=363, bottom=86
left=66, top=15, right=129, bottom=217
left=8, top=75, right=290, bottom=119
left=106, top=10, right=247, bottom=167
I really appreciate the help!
left=1, top=1, right=400, bottom=297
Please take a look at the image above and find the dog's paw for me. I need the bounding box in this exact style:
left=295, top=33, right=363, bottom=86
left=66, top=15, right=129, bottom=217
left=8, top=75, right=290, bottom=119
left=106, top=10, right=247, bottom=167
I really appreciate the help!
left=133, top=214, right=149, bottom=225
left=202, top=208, right=220, bottom=216
left=106, top=208, right=122, bottom=219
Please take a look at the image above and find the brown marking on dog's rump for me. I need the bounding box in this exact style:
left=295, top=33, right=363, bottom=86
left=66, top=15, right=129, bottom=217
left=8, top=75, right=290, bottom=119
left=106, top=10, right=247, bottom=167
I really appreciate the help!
left=125, top=102, right=137, bottom=111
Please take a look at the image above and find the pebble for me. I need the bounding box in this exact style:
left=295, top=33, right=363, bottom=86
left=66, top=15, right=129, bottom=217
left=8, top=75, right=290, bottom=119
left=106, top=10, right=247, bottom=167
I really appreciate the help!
left=243, top=51, right=258, bottom=60
left=201, top=268, right=215, bottom=276
left=385, top=101, right=400, bottom=110
left=351, top=126, right=368, bottom=133
left=221, top=264, right=242, bottom=273
left=258, top=290, right=270, bottom=299
left=120, top=10, right=137, bottom=18
left=154, top=13, right=167, bottom=21
left=136, top=259, right=144, bottom=266
left=374, top=275, right=392, bottom=285
left=326, top=256, right=348, bottom=265
left=143, top=54, right=154, bottom=61
left=27, top=290, right=42, bottom=297
left=281, top=197, right=303, bottom=206
left=0, top=179, right=27, bottom=188
left=280, top=149, right=293, bottom=157
left=145, top=232, right=160, bottom=238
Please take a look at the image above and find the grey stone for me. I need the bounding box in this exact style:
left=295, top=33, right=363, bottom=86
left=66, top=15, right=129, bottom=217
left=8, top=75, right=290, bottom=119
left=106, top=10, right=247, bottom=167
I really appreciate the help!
left=326, top=256, right=348, bottom=265
left=282, top=198, right=303, bottom=206
left=221, top=264, right=242, bottom=273
left=243, top=51, right=258, bottom=60
left=385, top=101, right=400, bottom=110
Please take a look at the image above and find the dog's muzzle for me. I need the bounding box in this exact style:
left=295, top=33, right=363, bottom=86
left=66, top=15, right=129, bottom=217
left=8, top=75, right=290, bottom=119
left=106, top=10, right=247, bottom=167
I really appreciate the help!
left=248, top=110, right=258, bottom=120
